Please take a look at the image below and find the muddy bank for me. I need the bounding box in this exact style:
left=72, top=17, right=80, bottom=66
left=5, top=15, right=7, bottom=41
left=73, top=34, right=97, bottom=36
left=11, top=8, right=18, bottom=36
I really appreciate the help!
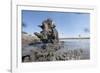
left=22, top=43, right=89, bottom=62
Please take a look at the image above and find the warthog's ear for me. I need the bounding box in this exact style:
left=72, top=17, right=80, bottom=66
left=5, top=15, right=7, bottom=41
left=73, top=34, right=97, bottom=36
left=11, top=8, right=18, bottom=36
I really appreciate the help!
left=52, top=24, right=56, bottom=28
left=38, top=25, right=42, bottom=27
left=38, top=25, right=44, bottom=29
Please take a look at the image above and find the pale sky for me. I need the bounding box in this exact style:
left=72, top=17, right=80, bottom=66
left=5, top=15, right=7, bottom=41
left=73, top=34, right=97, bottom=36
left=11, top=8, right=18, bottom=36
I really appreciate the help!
left=22, top=10, right=90, bottom=38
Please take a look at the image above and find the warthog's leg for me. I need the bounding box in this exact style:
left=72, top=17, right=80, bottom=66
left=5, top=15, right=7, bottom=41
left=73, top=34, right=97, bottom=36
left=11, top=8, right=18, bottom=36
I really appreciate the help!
left=22, top=55, right=31, bottom=62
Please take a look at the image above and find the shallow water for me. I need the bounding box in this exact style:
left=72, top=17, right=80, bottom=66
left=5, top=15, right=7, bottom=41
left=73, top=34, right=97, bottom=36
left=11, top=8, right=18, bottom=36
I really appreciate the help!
left=60, top=39, right=90, bottom=59
left=61, top=39, right=90, bottom=49
left=23, top=39, right=90, bottom=53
